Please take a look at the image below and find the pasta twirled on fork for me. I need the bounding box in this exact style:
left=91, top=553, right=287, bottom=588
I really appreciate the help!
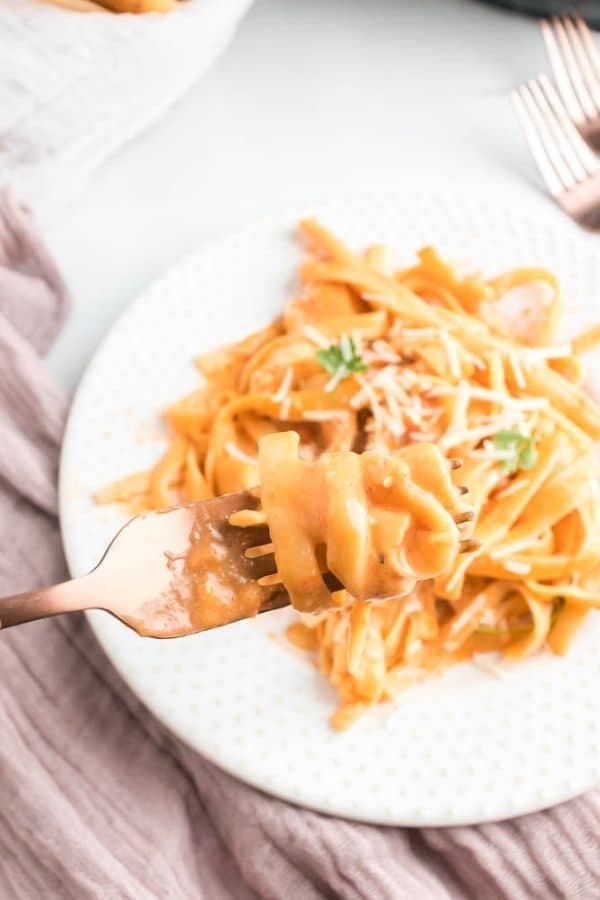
left=253, top=432, right=462, bottom=612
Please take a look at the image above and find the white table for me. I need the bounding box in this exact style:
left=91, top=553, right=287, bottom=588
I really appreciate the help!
left=44, top=0, right=590, bottom=392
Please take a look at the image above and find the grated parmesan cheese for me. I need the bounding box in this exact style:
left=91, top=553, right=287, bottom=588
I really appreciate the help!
left=303, top=324, right=330, bottom=348
left=442, top=379, right=470, bottom=442
left=382, top=387, right=403, bottom=426
left=224, top=442, right=258, bottom=466
left=468, top=352, right=487, bottom=372
left=448, top=592, right=489, bottom=636
left=405, top=638, right=422, bottom=657
left=440, top=415, right=520, bottom=451
left=273, top=367, right=294, bottom=403
left=408, top=431, right=438, bottom=442
left=439, top=329, right=461, bottom=380
left=526, top=344, right=572, bottom=361
left=381, top=409, right=405, bottom=438
left=489, top=534, right=537, bottom=559
left=398, top=327, right=438, bottom=340
left=472, top=653, right=507, bottom=680
left=507, top=349, right=526, bottom=389
left=355, top=374, right=384, bottom=434
left=350, top=389, right=368, bottom=409
left=493, top=478, right=527, bottom=500
left=364, top=340, right=403, bottom=365
left=502, top=559, right=532, bottom=575
left=398, top=368, right=418, bottom=388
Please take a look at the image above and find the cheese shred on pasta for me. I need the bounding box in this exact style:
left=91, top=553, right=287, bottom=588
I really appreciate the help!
left=97, top=218, right=600, bottom=729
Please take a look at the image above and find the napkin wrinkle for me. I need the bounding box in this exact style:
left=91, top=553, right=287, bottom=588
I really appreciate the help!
left=1, top=190, right=600, bottom=900
left=0, top=191, right=69, bottom=353
left=56, top=618, right=259, bottom=900
left=4, top=619, right=253, bottom=900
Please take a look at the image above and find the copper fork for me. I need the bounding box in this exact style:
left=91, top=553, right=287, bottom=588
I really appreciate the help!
left=0, top=481, right=474, bottom=638
left=512, top=74, right=600, bottom=231
left=541, top=15, right=600, bottom=153
left=0, top=491, right=290, bottom=639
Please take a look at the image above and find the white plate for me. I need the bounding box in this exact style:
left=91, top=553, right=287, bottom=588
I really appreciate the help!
left=60, top=192, right=600, bottom=826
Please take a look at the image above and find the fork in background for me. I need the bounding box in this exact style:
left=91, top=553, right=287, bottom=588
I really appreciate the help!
left=513, top=74, right=600, bottom=231
left=541, top=14, right=600, bottom=152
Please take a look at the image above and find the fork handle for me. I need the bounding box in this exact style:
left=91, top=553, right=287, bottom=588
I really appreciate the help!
left=0, top=575, right=99, bottom=630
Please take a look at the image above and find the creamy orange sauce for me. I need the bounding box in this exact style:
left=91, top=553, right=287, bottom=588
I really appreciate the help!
left=122, top=493, right=283, bottom=638
left=183, top=519, right=266, bottom=629
left=96, top=217, right=600, bottom=727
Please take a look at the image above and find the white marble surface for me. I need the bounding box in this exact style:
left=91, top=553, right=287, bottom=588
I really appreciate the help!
left=43, top=0, right=595, bottom=391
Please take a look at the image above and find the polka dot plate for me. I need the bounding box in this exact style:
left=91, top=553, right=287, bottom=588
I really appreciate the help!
left=59, top=193, right=600, bottom=825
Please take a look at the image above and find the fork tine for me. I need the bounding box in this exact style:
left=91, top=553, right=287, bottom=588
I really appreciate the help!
left=538, top=74, right=598, bottom=175
left=542, top=18, right=586, bottom=122
left=562, top=16, right=600, bottom=117
left=575, top=14, right=600, bottom=83
left=553, top=16, right=597, bottom=119
left=527, top=78, right=585, bottom=182
left=512, top=85, right=571, bottom=195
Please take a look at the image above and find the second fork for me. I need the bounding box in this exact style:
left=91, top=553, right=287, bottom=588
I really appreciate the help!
left=513, top=74, right=600, bottom=231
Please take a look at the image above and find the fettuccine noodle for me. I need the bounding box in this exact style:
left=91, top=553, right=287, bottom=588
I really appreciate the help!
left=97, top=218, right=600, bottom=729
left=254, top=432, right=463, bottom=613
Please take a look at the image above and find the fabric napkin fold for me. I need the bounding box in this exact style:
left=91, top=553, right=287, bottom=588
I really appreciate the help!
left=1, top=191, right=599, bottom=900
left=0, top=0, right=254, bottom=222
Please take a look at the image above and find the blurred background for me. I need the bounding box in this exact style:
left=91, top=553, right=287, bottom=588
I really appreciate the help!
left=35, top=0, right=565, bottom=392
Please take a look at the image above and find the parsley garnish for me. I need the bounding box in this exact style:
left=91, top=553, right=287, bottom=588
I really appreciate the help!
left=316, top=336, right=367, bottom=391
left=493, top=429, right=537, bottom=475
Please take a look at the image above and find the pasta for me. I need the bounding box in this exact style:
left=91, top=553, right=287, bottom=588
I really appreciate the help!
left=253, top=432, right=464, bottom=612
left=97, top=218, right=600, bottom=729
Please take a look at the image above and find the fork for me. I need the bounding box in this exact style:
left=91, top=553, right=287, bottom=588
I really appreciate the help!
left=541, top=15, right=600, bottom=152
left=0, top=491, right=291, bottom=639
left=0, top=481, right=473, bottom=638
left=513, top=74, right=600, bottom=231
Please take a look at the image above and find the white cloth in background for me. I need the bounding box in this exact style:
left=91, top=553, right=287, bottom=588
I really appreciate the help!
left=0, top=0, right=254, bottom=222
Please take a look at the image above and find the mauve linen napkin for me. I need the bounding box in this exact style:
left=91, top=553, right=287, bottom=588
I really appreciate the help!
left=1, top=191, right=600, bottom=900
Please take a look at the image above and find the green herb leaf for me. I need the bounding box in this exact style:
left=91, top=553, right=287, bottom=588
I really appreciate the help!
left=316, top=337, right=367, bottom=391
left=492, top=429, right=537, bottom=475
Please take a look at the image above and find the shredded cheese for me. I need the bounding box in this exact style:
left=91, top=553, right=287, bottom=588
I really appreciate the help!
left=472, top=653, right=507, bottom=680
left=273, top=367, right=294, bottom=404
left=303, top=324, right=330, bottom=348
left=448, top=593, right=489, bottom=636
left=439, top=329, right=461, bottom=380
left=526, top=344, right=572, bottom=361
left=355, top=374, right=384, bottom=436
left=507, top=349, right=526, bottom=389
left=502, top=559, right=532, bottom=575
left=224, top=442, right=258, bottom=466
left=440, top=416, right=521, bottom=451
left=493, top=478, right=527, bottom=500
